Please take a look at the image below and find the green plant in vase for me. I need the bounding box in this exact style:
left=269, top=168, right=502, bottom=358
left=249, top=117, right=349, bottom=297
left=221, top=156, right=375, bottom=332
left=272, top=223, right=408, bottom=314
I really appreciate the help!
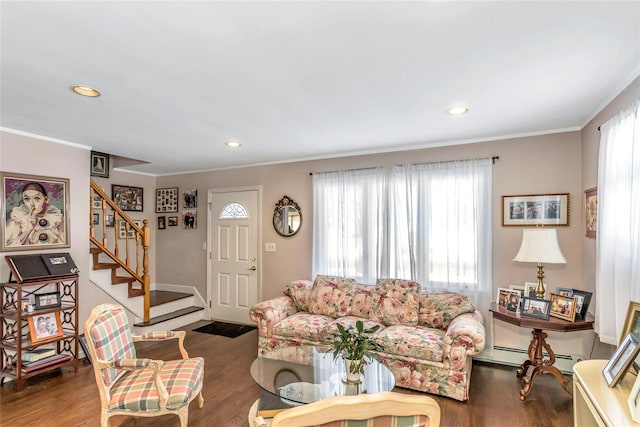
left=331, top=320, right=383, bottom=382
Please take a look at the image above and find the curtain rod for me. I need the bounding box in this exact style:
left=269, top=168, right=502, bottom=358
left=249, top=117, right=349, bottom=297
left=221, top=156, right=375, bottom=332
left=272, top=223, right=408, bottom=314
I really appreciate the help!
left=309, top=155, right=499, bottom=175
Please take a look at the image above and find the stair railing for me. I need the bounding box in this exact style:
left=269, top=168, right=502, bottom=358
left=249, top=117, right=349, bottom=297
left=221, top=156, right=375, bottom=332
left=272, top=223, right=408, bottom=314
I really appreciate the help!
left=89, top=180, right=151, bottom=321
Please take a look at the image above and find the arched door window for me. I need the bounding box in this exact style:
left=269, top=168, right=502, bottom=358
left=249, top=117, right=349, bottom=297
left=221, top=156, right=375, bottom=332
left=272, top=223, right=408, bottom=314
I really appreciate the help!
left=219, top=202, right=249, bottom=219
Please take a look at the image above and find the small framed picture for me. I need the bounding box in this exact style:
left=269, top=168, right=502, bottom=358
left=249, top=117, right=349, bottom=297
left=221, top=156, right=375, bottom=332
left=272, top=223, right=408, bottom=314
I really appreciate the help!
left=156, top=187, right=178, bottom=213
left=182, top=188, right=197, bottom=208
left=92, top=213, right=99, bottom=225
left=34, top=292, right=61, bottom=310
left=549, top=293, right=577, bottom=322
left=603, top=332, right=640, bottom=387
left=182, top=209, right=197, bottom=229
left=118, top=219, right=143, bottom=239
left=555, top=287, right=573, bottom=297
left=628, top=367, right=640, bottom=422
left=525, top=282, right=542, bottom=298
left=158, top=216, right=166, bottom=230
left=585, top=187, right=597, bottom=238
left=105, top=214, right=114, bottom=227
left=620, top=301, right=640, bottom=345
left=112, top=184, right=143, bottom=212
left=168, top=216, right=178, bottom=226
left=571, top=289, right=593, bottom=321
left=28, top=311, right=63, bottom=343
left=496, top=287, right=521, bottom=313
left=509, top=284, right=525, bottom=309
left=90, top=151, right=109, bottom=178
left=521, top=297, right=552, bottom=320
left=92, top=195, right=103, bottom=210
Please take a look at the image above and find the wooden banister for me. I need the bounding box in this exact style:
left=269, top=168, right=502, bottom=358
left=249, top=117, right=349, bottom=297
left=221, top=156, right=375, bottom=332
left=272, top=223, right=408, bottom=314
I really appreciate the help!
left=89, top=180, right=151, bottom=321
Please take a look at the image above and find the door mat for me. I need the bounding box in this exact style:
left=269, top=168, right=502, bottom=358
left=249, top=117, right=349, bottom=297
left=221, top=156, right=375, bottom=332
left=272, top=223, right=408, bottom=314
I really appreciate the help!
left=193, top=321, right=256, bottom=338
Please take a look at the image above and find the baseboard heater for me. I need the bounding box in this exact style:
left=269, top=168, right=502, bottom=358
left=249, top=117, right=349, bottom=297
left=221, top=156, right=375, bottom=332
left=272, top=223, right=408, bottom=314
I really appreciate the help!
left=474, top=345, right=582, bottom=375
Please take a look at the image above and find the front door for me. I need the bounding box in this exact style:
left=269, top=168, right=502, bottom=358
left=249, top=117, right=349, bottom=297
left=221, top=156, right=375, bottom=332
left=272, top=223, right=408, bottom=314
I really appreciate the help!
left=208, top=188, right=260, bottom=324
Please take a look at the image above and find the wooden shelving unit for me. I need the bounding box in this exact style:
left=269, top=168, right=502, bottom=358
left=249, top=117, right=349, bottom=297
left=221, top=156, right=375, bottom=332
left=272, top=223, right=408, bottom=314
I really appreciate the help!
left=0, top=274, right=79, bottom=391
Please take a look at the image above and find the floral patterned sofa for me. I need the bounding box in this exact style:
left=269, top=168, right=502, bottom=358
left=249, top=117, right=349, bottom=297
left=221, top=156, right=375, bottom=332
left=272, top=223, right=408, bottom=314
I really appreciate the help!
left=249, top=275, right=485, bottom=401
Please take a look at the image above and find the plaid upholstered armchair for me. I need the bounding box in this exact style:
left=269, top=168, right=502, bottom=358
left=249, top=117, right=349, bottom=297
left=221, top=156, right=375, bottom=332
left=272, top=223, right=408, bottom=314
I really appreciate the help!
left=84, top=304, right=204, bottom=427
left=259, top=391, right=441, bottom=427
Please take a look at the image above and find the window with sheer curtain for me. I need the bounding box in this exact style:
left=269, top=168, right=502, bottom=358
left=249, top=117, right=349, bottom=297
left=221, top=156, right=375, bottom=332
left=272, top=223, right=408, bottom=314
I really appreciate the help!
left=312, top=158, right=492, bottom=301
left=595, top=98, right=640, bottom=345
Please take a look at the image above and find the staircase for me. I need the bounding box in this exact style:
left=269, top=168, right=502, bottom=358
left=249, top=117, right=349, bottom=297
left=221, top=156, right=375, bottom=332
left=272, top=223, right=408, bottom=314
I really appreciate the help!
left=89, top=180, right=205, bottom=331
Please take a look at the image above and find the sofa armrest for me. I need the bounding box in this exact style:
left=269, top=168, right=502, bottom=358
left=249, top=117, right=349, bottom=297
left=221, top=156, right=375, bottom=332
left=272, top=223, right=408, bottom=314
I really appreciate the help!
left=250, top=296, right=298, bottom=337
left=443, top=310, right=486, bottom=362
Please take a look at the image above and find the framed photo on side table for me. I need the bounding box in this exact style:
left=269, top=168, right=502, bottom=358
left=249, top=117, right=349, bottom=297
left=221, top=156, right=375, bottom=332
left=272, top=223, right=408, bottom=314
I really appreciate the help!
left=521, top=297, right=551, bottom=320
left=28, top=311, right=63, bottom=343
left=603, top=332, right=640, bottom=387
left=549, top=293, right=577, bottom=322
left=525, top=282, right=545, bottom=298
left=571, top=289, right=592, bottom=321
left=496, top=287, right=521, bottom=313
left=502, top=193, right=570, bottom=226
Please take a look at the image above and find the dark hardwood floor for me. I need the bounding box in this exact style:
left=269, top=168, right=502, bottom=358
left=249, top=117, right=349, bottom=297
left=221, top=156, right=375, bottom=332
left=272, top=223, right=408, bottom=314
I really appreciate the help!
left=0, top=322, right=573, bottom=426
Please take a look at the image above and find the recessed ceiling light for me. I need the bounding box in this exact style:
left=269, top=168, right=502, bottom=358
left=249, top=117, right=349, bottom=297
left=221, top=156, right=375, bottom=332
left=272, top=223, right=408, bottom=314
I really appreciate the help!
left=447, top=106, right=469, bottom=115
left=72, top=85, right=101, bottom=97
left=225, top=140, right=241, bottom=148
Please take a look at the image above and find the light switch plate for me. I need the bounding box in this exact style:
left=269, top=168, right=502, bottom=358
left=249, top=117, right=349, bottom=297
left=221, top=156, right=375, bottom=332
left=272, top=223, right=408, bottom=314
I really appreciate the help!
left=265, top=243, right=276, bottom=252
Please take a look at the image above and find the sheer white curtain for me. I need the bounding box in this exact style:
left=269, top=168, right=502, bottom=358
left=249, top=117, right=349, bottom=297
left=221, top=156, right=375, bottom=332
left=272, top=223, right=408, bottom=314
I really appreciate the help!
left=312, top=158, right=492, bottom=309
left=596, top=98, right=640, bottom=345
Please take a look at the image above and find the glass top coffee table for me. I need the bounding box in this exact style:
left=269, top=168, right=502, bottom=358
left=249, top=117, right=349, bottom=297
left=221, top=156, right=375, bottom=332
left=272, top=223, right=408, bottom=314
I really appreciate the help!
left=250, top=345, right=395, bottom=407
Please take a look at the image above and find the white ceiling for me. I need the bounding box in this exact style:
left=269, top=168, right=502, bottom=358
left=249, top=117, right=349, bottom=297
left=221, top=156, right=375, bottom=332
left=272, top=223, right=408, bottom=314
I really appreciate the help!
left=2, top=1, right=639, bottom=176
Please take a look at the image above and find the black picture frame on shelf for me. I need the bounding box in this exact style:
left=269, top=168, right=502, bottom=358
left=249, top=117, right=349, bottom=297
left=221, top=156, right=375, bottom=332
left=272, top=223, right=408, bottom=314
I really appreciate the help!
left=34, top=292, right=61, bottom=310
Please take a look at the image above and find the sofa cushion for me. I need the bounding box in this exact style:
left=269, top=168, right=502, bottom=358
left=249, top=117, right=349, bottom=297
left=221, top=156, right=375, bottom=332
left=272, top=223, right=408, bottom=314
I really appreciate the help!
left=308, top=275, right=357, bottom=318
left=271, top=313, right=333, bottom=342
left=418, top=291, right=476, bottom=329
left=283, top=280, right=314, bottom=312
left=351, top=285, right=374, bottom=319
left=369, top=278, right=420, bottom=326
left=375, top=325, right=444, bottom=362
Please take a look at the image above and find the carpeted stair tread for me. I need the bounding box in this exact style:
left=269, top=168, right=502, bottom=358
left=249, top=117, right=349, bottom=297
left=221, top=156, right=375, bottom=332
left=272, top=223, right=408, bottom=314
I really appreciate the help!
left=133, top=306, right=204, bottom=327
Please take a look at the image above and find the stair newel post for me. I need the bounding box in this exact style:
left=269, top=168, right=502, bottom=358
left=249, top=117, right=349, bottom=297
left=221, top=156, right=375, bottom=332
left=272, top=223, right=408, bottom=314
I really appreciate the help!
left=142, top=219, right=151, bottom=322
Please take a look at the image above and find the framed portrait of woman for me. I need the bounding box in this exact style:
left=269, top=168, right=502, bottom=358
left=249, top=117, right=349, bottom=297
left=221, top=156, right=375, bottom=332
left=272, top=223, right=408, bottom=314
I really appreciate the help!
left=1, top=172, right=70, bottom=252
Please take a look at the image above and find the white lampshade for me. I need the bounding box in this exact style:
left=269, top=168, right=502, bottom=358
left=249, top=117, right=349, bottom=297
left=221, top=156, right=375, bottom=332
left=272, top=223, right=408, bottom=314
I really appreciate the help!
left=513, top=228, right=566, bottom=264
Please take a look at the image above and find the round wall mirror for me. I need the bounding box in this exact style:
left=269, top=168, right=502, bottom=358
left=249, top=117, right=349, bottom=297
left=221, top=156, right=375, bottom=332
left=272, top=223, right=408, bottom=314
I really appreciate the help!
left=273, top=195, right=302, bottom=237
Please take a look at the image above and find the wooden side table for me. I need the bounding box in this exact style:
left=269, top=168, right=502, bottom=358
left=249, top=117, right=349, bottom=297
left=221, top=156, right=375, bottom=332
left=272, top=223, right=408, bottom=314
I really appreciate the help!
left=489, top=302, right=594, bottom=401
